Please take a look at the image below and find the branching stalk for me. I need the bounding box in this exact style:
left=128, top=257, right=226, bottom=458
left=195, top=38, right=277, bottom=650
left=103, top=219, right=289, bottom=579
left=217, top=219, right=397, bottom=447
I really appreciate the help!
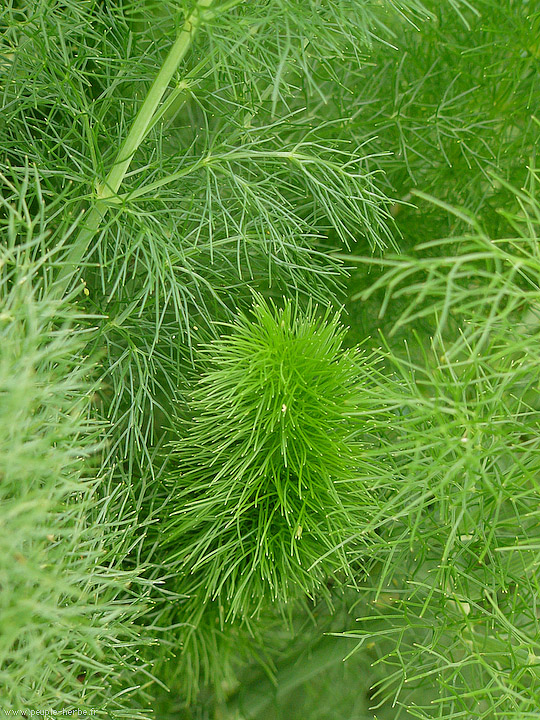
left=53, top=0, right=215, bottom=294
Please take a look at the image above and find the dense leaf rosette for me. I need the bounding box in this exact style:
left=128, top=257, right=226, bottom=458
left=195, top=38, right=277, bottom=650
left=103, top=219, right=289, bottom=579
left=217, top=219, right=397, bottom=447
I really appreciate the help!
left=162, top=297, right=375, bottom=618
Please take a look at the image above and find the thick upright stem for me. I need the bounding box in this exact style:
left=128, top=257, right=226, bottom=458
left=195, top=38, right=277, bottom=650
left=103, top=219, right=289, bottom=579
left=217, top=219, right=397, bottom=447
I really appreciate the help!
left=54, top=0, right=214, bottom=294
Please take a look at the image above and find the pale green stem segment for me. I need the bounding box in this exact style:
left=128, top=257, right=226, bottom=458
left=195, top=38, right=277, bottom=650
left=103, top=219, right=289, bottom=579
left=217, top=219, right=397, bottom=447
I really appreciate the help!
left=54, top=0, right=215, bottom=293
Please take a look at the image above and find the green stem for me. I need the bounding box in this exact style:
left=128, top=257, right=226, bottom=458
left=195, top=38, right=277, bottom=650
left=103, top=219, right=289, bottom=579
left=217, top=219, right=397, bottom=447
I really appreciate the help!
left=54, top=0, right=215, bottom=294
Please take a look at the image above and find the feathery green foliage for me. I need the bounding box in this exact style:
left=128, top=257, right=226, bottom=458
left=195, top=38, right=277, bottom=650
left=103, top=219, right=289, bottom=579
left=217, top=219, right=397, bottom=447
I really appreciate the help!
left=339, top=175, right=540, bottom=717
left=1, top=0, right=408, bottom=472
left=0, top=170, right=155, bottom=717
left=162, top=298, right=376, bottom=609
left=148, top=296, right=385, bottom=700
left=1, top=0, right=539, bottom=717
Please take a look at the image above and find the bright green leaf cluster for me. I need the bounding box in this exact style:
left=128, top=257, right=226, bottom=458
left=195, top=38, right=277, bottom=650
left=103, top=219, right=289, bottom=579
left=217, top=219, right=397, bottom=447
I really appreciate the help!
left=160, top=298, right=376, bottom=620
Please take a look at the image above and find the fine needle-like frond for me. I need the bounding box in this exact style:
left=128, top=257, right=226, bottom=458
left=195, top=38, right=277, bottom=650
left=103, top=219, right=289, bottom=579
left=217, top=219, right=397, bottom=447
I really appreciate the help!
left=0, top=170, right=157, bottom=717
left=341, top=174, right=540, bottom=717
left=161, top=297, right=379, bottom=607
left=146, top=296, right=398, bottom=698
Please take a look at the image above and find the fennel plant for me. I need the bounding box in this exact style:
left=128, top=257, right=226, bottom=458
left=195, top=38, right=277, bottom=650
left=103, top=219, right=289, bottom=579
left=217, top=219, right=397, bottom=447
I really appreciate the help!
left=1, top=0, right=539, bottom=718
